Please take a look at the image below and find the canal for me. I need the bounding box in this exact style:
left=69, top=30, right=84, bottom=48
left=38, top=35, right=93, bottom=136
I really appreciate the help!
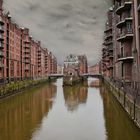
left=0, top=78, right=140, bottom=140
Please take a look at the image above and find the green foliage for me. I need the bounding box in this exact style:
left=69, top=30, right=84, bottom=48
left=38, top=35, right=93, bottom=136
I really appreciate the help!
left=0, top=78, right=49, bottom=98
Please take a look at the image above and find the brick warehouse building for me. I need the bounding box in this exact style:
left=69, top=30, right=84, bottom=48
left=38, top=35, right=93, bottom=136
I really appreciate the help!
left=102, top=0, right=140, bottom=86
left=0, top=0, right=57, bottom=84
left=101, top=0, right=140, bottom=126
left=78, top=55, right=88, bottom=75
left=102, top=8, right=114, bottom=78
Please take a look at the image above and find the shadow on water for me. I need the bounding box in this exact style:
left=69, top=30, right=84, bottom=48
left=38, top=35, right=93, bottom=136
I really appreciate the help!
left=100, top=84, right=140, bottom=140
left=63, top=80, right=88, bottom=112
left=0, top=82, right=57, bottom=140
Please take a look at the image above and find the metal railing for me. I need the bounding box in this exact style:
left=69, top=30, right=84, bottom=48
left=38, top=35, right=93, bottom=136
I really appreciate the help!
left=111, top=78, right=140, bottom=105
left=118, top=52, right=133, bottom=59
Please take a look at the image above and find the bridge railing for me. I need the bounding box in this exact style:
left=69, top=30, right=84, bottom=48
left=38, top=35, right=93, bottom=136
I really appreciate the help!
left=48, top=74, right=64, bottom=77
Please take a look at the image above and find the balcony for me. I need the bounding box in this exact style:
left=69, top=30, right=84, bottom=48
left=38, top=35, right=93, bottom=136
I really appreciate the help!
left=38, top=61, right=41, bottom=64
left=104, top=33, right=113, bottom=40
left=24, top=45, right=30, bottom=49
left=0, top=51, right=4, bottom=57
left=116, top=14, right=132, bottom=28
left=38, top=68, right=41, bottom=72
left=102, top=47, right=107, bottom=51
left=0, top=34, right=4, bottom=41
left=38, top=53, right=41, bottom=56
left=0, top=25, right=4, bottom=33
left=0, top=42, right=4, bottom=49
left=102, top=55, right=106, bottom=59
left=0, top=17, right=4, bottom=25
left=104, top=40, right=113, bottom=46
left=24, top=59, right=30, bottom=64
left=109, top=52, right=113, bottom=58
left=117, top=29, right=133, bottom=42
left=104, top=27, right=112, bottom=33
left=38, top=57, right=41, bottom=60
left=104, top=58, right=110, bottom=62
left=116, top=0, right=132, bottom=15
left=0, top=61, right=4, bottom=68
left=38, top=64, right=41, bottom=68
left=109, top=46, right=113, bottom=51
left=25, top=66, right=30, bottom=71
left=24, top=54, right=30, bottom=59
left=25, top=40, right=30, bottom=44
left=102, top=52, right=108, bottom=56
left=24, top=49, right=30, bottom=54
left=107, top=64, right=113, bottom=69
left=118, top=52, right=133, bottom=61
left=102, top=53, right=106, bottom=57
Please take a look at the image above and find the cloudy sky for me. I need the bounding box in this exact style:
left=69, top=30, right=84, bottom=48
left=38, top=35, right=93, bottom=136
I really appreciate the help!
left=3, top=0, right=112, bottom=65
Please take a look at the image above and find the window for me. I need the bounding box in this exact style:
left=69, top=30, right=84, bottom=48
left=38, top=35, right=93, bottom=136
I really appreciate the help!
left=126, top=22, right=132, bottom=33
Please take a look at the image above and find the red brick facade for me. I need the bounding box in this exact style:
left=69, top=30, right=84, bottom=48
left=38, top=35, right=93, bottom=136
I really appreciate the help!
left=101, top=0, right=140, bottom=93
left=102, top=8, right=114, bottom=78
left=78, top=55, right=88, bottom=74
left=48, top=52, right=57, bottom=75
left=89, top=63, right=100, bottom=75
left=64, top=54, right=88, bottom=76
left=0, top=0, right=57, bottom=84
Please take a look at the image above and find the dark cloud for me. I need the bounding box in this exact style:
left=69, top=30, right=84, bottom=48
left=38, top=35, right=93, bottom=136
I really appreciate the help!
left=47, top=11, right=70, bottom=20
left=4, top=0, right=112, bottom=65
left=29, top=3, right=40, bottom=11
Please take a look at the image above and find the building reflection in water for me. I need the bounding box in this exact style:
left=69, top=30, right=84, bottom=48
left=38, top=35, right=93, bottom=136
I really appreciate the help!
left=100, top=84, right=140, bottom=140
left=0, top=83, right=57, bottom=140
left=63, top=81, right=88, bottom=112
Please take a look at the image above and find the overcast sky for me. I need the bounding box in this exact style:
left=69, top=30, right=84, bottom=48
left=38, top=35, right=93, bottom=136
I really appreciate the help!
left=3, top=0, right=112, bottom=66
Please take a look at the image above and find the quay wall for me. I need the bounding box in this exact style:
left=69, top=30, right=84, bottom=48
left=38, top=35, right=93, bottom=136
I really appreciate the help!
left=0, top=78, right=52, bottom=99
left=104, top=78, right=140, bottom=129
left=63, top=76, right=86, bottom=86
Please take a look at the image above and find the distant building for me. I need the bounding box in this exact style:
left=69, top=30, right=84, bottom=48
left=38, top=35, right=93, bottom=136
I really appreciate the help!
left=78, top=55, right=88, bottom=74
left=64, top=54, right=79, bottom=76
left=57, top=65, right=63, bottom=74
left=89, top=63, right=100, bottom=75
left=63, top=54, right=88, bottom=76
left=48, top=52, right=57, bottom=75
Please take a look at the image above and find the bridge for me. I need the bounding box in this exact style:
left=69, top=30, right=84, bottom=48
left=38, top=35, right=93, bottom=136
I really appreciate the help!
left=48, top=74, right=64, bottom=78
left=48, top=73, right=102, bottom=79
left=80, top=73, right=102, bottom=79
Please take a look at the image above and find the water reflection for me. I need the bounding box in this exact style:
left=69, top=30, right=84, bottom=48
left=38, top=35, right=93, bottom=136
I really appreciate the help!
left=0, top=79, right=140, bottom=140
left=0, top=83, right=57, bottom=140
left=100, top=84, right=140, bottom=140
left=63, top=81, right=88, bottom=112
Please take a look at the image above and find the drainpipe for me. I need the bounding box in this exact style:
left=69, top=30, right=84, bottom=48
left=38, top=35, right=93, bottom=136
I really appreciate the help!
left=134, top=0, right=140, bottom=84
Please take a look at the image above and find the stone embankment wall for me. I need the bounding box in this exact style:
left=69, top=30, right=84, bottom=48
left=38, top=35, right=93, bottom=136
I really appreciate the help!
left=0, top=78, right=50, bottom=99
left=63, top=76, right=85, bottom=86
left=104, top=78, right=140, bottom=129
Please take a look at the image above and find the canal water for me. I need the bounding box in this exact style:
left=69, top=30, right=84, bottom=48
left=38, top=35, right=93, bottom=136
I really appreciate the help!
left=0, top=78, right=140, bottom=140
